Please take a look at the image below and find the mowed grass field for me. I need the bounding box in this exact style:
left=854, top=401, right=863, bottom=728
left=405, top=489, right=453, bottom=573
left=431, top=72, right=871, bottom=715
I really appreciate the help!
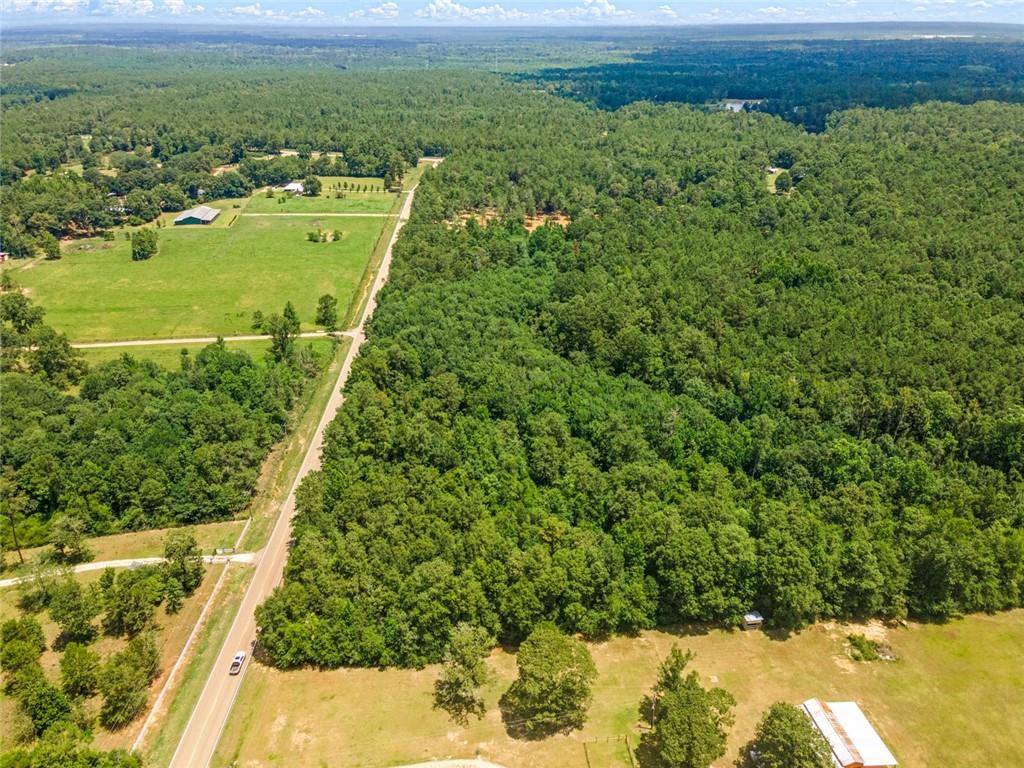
left=245, top=176, right=395, bottom=214
left=212, top=612, right=1024, bottom=768
left=11, top=214, right=385, bottom=341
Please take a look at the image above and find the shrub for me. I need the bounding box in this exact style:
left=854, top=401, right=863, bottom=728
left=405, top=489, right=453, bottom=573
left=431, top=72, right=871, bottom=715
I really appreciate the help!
left=848, top=633, right=881, bottom=662
left=130, top=228, right=158, bottom=261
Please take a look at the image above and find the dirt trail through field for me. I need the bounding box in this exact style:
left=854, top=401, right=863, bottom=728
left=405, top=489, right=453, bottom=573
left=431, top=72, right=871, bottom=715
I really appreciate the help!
left=72, top=330, right=349, bottom=349
left=0, top=553, right=256, bottom=589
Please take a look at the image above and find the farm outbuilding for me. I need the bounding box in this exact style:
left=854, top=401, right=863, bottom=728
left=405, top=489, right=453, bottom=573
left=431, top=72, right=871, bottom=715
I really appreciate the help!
left=742, top=611, right=764, bottom=630
left=174, top=205, right=220, bottom=225
left=281, top=182, right=305, bottom=194
left=801, top=698, right=898, bottom=768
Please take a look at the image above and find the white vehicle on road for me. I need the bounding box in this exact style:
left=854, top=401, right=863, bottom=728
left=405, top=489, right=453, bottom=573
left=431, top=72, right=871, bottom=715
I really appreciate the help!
left=228, top=651, right=246, bottom=675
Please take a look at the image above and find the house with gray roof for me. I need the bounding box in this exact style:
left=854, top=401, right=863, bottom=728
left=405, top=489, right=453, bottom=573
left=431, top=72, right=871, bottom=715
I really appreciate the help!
left=174, top=205, right=221, bottom=225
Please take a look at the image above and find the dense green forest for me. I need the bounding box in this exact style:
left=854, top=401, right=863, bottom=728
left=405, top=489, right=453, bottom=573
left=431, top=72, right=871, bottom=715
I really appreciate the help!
left=0, top=285, right=328, bottom=553
left=1, top=36, right=1022, bottom=676
left=257, top=96, right=1024, bottom=667
left=518, top=39, right=1024, bottom=130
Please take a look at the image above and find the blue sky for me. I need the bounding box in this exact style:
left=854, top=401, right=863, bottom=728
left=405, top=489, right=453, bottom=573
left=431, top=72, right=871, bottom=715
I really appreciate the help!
left=2, top=0, right=1021, bottom=25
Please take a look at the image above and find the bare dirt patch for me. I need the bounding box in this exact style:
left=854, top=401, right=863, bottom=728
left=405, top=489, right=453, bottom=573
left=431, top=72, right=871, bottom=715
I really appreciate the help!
left=822, top=619, right=892, bottom=644
left=449, top=208, right=572, bottom=232
left=525, top=212, right=571, bottom=232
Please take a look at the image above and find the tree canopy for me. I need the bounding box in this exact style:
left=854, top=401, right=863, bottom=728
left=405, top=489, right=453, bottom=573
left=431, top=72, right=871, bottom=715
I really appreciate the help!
left=499, top=622, right=597, bottom=738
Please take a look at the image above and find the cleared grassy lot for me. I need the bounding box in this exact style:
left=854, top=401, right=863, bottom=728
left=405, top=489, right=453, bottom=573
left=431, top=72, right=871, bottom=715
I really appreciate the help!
left=213, top=611, right=1024, bottom=768
left=12, top=215, right=384, bottom=341
left=245, top=176, right=394, bottom=214
left=4, top=520, right=245, bottom=574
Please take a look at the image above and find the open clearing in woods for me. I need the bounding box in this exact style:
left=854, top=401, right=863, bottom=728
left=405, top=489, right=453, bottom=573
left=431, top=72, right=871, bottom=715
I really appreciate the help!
left=212, top=610, right=1024, bottom=768
left=245, top=175, right=396, bottom=214
left=3, top=520, right=245, bottom=575
left=9, top=215, right=385, bottom=341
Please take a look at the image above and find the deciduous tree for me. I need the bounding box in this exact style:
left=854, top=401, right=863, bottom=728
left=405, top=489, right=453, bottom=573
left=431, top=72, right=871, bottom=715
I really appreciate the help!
left=433, top=623, right=494, bottom=724
left=500, top=623, right=596, bottom=738
left=637, top=647, right=735, bottom=768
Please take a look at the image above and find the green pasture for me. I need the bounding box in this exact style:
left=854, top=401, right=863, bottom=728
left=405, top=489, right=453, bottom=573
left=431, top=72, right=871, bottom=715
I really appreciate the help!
left=246, top=176, right=395, bottom=214
left=213, top=612, right=1024, bottom=768
left=13, top=215, right=384, bottom=341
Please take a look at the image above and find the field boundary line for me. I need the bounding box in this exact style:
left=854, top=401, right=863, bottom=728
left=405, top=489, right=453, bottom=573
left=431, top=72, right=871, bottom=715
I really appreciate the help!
left=241, top=212, right=396, bottom=217
left=0, top=553, right=255, bottom=589
left=72, top=330, right=350, bottom=349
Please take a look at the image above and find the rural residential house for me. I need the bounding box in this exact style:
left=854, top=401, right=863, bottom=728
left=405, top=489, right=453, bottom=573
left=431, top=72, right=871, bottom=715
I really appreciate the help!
left=801, top=699, right=898, bottom=768
left=174, top=205, right=221, bottom=225
left=282, top=182, right=305, bottom=194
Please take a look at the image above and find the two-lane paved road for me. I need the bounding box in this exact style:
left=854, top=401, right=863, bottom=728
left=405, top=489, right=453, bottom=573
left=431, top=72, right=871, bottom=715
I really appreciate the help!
left=166, top=180, right=422, bottom=768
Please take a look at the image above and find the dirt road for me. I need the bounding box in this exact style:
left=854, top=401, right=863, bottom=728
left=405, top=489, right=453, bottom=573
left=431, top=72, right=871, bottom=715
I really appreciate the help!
left=241, top=212, right=397, bottom=217
left=166, top=180, right=421, bottom=768
left=0, top=553, right=256, bottom=589
left=72, top=330, right=348, bottom=349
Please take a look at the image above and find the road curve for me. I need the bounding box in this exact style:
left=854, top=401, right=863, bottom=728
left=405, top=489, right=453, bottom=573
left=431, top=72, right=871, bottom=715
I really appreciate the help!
left=166, top=178, right=422, bottom=768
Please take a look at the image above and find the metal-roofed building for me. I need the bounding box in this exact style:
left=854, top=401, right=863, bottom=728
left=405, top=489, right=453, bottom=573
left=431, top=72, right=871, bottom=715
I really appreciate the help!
left=174, top=205, right=220, bottom=225
left=801, top=699, right=898, bottom=768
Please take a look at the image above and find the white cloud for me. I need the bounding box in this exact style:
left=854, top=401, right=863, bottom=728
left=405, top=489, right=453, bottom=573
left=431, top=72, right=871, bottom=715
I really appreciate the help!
left=414, top=0, right=631, bottom=21
left=295, top=4, right=324, bottom=15
left=3, top=0, right=86, bottom=10
left=967, top=0, right=991, bottom=6
left=162, top=0, right=203, bottom=13
left=95, top=0, right=155, bottom=13
left=351, top=0, right=400, bottom=17
left=757, top=5, right=788, bottom=14
left=227, top=1, right=296, bottom=16
left=415, top=0, right=527, bottom=20
left=539, top=0, right=631, bottom=19
left=657, top=4, right=678, bottom=17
